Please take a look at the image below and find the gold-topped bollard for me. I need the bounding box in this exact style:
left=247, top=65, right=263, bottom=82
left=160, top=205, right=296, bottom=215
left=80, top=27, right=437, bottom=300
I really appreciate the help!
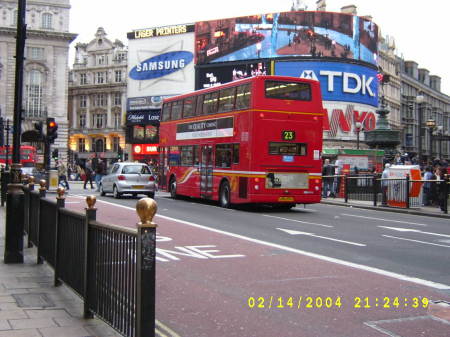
left=39, top=179, right=46, bottom=198
left=28, top=175, right=35, bottom=190
left=83, top=195, right=97, bottom=319
left=56, top=187, right=65, bottom=200
left=135, top=197, right=157, bottom=336
left=136, top=197, right=157, bottom=228
left=86, top=195, right=97, bottom=210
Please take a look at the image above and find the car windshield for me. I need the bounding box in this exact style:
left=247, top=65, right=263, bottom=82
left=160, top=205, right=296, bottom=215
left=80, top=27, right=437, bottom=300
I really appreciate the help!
left=121, top=165, right=150, bottom=174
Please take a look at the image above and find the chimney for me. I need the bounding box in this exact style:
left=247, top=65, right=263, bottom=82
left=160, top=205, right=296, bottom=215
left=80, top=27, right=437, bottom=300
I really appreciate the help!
left=316, top=0, right=326, bottom=11
left=418, top=68, right=430, bottom=86
left=430, top=75, right=441, bottom=92
left=341, top=5, right=357, bottom=15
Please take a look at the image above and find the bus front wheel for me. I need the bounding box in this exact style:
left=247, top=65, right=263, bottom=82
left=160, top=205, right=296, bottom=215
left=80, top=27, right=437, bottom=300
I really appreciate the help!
left=170, top=178, right=177, bottom=199
left=219, top=181, right=231, bottom=208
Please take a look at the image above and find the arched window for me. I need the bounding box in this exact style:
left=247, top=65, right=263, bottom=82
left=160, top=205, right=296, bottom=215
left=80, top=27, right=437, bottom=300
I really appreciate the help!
left=42, top=13, right=52, bottom=29
left=95, top=139, right=105, bottom=153
left=25, top=70, right=43, bottom=117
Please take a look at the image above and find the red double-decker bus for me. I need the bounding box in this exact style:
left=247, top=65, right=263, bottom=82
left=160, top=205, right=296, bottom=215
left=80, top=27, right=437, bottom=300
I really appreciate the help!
left=159, top=75, right=324, bottom=208
left=0, top=145, right=37, bottom=168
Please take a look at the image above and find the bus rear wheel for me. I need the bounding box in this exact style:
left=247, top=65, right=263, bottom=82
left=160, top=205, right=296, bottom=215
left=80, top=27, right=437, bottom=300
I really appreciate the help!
left=170, top=178, right=177, bottom=199
left=219, top=181, right=231, bottom=208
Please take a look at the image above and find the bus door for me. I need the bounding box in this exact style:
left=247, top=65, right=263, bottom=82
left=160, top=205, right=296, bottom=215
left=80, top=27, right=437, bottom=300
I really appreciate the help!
left=200, top=145, right=213, bottom=199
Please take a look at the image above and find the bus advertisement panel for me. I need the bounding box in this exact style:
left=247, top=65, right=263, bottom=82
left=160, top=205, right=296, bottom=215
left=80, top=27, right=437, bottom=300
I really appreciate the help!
left=159, top=75, right=324, bottom=208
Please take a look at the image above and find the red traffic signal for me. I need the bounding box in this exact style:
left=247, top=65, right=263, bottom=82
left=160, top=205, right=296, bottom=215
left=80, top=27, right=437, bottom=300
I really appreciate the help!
left=46, top=117, right=58, bottom=143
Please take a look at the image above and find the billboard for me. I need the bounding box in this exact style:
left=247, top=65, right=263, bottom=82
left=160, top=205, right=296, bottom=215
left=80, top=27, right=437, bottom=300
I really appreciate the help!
left=274, top=60, right=378, bottom=107
left=196, top=61, right=269, bottom=89
left=127, top=24, right=196, bottom=99
left=195, top=11, right=378, bottom=65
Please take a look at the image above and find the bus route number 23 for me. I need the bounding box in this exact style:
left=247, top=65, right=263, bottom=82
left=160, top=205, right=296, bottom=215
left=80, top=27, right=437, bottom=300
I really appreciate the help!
left=282, top=131, right=296, bottom=141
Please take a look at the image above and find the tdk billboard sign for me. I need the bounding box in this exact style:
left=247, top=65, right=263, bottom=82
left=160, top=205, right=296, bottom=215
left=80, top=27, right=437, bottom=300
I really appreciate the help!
left=275, top=61, right=378, bottom=107
left=129, top=51, right=194, bottom=81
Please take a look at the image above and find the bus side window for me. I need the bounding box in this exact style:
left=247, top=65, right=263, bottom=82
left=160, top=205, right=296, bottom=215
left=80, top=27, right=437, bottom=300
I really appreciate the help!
left=235, top=84, right=251, bottom=110
left=218, top=87, right=236, bottom=113
left=172, top=100, right=183, bottom=120
left=215, top=144, right=232, bottom=168
left=183, top=96, right=196, bottom=118
left=233, top=144, right=240, bottom=164
left=162, top=102, right=172, bottom=121
left=204, top=91, right=219, bottom=114
left=195, top=95, right=204, bottom=116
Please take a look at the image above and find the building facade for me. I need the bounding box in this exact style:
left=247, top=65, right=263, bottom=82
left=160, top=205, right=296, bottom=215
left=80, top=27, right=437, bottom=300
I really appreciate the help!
left=68, top=27, right=127, bottom=166
left=0, top=0, right=76, bottom=164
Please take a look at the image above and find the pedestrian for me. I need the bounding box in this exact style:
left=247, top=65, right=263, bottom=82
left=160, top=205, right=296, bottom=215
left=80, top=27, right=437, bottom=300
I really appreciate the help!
left=322, top=159, right=335, bottom=198
left=57, top=160, right=70, bottom=191
left=437, top=168, right=449, bottom=213
left=95, top=160, right=106, bottom=192
left=422, top=166, right=434, bottom=206
left=83, top=159, right=94, bottom=189
left=381, top=163, right=390, bottom=206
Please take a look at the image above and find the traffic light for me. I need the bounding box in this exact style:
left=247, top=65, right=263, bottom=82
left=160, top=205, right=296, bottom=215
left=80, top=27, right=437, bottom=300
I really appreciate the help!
left=52, top=148, right=59, bottom=160
left=46, top=117, right=58, bottom=143
left=34, top=121, right=44, bottom=141
left=117, top=147, right=123, bottom=161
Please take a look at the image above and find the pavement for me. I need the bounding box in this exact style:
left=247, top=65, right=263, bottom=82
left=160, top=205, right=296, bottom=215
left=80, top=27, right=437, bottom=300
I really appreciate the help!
left=0, top=204, right=121, bottom=337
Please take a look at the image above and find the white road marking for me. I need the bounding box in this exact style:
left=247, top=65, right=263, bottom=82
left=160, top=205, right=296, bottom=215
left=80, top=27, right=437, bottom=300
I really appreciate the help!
left=263, top=214, right=333, bottom=228
left=73, top=196, right=450, bottom=290
left=277, top=228, right=366, bottom=246
left=379, top=226, right=450, bottom=238
left=340, top=213, right=429, bottom=226
left=382, top=235, right=450, bottom=248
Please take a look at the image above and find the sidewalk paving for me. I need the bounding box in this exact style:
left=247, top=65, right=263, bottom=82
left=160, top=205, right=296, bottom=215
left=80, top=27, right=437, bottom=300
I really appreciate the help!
left=321, top=196, right=450, bottom=219
left=0, top=206, right=121, bottom=337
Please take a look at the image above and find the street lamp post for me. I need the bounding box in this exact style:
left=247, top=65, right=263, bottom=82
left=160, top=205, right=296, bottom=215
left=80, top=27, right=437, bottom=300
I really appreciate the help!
left=4, top=119, right=10, bottom=171
left=426, top=119, right=436, bottom=163
left=416, top=95, right=424, bottom=165
left=355, top=122, right=362, bottom=149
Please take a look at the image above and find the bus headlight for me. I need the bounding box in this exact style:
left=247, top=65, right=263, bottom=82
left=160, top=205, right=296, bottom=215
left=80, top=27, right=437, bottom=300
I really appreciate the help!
left=255, top=185, right=260, bottom=190
left=315, top=186, right=320, bottom=191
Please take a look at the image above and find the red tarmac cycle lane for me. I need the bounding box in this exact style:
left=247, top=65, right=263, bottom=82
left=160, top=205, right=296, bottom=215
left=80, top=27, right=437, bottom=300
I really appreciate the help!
left=65, top=196, right=450, bottom=337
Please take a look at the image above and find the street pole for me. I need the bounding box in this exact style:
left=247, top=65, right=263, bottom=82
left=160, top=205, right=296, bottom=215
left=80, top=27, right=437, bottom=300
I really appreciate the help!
left=4, top=0, right=26, bottom=264
left=417, top=102, right=423, bottom=165
left=5, top=119, right=10, bottom=171
left=429, top=128, right=433, bottom=162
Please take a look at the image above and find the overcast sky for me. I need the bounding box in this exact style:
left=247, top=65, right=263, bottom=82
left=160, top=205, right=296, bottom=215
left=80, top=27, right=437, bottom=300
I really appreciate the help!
left=68, top=0, right=450, bottom=95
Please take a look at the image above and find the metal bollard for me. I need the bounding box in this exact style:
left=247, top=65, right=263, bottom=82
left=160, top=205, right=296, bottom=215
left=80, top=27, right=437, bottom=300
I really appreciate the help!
left=54, top=187, right=65, bottom=287
left=405, top=174, right=410, bottom=209
left=26, top=176, right=35, bottom=248
left=83, top=195, right=97, bottom=319
left=36, top=180, right=47, bottom=264
left=135, top=197, right=157, bottom=337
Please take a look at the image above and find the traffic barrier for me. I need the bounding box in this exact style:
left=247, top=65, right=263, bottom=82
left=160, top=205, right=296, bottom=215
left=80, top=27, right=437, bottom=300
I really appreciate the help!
left=20, top=186, right=157, bottom=337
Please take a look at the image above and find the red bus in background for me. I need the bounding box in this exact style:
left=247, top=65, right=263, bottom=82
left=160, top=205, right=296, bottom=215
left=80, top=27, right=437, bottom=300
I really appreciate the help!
left=159, top=75, right=324, bottom=208
left=0, top=145, right=37, bottom=168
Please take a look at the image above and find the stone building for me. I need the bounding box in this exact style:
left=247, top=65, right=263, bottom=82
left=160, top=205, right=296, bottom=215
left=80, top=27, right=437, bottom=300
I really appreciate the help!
left=0, top=0, right=76, bottom=164
left=68, top=27, right=127, bottom=167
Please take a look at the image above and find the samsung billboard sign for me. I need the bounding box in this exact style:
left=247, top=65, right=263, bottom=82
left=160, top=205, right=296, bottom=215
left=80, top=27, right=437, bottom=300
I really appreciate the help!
left=275, top=61, right=378, bottom=107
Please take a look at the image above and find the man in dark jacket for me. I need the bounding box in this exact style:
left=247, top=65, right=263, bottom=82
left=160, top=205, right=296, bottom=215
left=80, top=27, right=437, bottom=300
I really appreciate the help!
left=322, top=159, right=335, bottom=198
left=95, top=160, right=106, bottom=192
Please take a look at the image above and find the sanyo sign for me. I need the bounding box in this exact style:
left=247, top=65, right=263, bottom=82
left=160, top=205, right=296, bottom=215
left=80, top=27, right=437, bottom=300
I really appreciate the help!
left=275, top=61, right=379, bottom=107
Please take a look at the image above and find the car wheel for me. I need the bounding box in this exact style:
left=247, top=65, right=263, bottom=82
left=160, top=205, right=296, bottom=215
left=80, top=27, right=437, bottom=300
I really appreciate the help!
left=170, top=178, right=177, bottom=199
left=113, top=185, right=121, bottom=199
left=219, top=181, right=231, bottom=208
left=99, top=184, right=106, bottom=196
left=147, top=191, right=155, bottom=199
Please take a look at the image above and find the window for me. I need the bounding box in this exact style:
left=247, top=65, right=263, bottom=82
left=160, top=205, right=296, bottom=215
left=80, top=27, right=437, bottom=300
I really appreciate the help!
left=95, top=139, right=105, bottom=152
left=94, top=94, right=106, bottom=106
left=180, top=146, right=195, bottom=166
left=79, top=113, right=86, bottom=128
left=115, top=70, right=122, bottom=82
left=232, top=144, right=240, bottom=164
left=12, top=10, right=17, bottom=26
left=265, top=81, right=311, bottom=101
left=114, top=113, right=121, bottom=128
left=235, top=84, right=251, bottom=110
left=27, top=47, right=44, bottom=60
left=25, top=70, right=43, bottom=117
left=94, top=114, right=106, bottom=128
left=116, top=53, right=126, bottom=62
left=215, top=144, right=232, bottom=168
left=96, top=72, right=105, bottom=84
left=171, top=100, right=183, bottom=120
left=169, top=146, right=180, bottom=166
left=269, top=142, right=307, bottom=156
left=122, top=165, right=150, bottom=174
left=195, top=95, right=204, bottom=115
left=78, top=138, right=86, bottom=152
left=112, top=137, right=120, bottom=152
left=97, top=55, right=107, bottom=65
left=79, top=95, right=87, bottom=108
left=80, top=73, right=87, bottom=85
left=114, top=93, right=121, bottom=106
left=218, top=87, right=236, bottom=112
left=42, top=13, right=52, bottom=29
left=203, top=92, right=219, bottom=114
left=162, top=103, right=171, bottom=121
left=183, top=97, right=196, bottom=118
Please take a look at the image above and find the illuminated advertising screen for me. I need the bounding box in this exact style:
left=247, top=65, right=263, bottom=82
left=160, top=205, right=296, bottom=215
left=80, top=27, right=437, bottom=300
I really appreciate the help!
left=195, top=11, right=378, bottom=65
left=274, top=60, right=378, bottom=107
left=196, top=61, right=270, bottom=89
left=127, top=24, right=196, bottom=99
